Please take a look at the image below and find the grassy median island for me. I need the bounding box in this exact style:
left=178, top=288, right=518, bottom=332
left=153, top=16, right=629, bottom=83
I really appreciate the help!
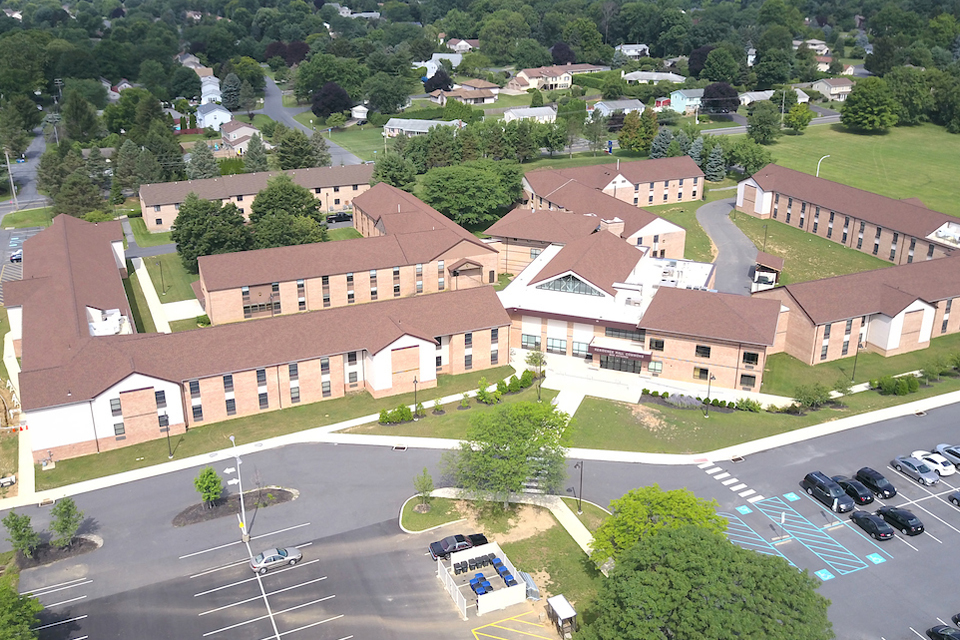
left=143, top=253, right=198, bottom=302
left=122, top=260, right=157, bottom=333
left=400, top=497, right=462, bottom=531
left=34, top=365, right=515, bottom=491
left=2, top=207, right=54, bottom=228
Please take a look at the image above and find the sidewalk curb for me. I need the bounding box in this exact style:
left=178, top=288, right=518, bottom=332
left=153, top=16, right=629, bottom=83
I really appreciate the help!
left=397, top=494, right=466, bottom=534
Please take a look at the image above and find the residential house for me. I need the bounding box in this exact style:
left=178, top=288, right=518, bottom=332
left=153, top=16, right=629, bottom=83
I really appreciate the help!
left=812, top=77, right=854, bottom=101
left=382, top=118, right=465, bottom=137
left=114, top=78, right=135, bottom=92
left=502, top=106, right=556, bottom=123
left=201, top=75, right=222, bottom=104
left=593, top=99, right=645, bottom=117
left=196, top=103, right=232, bottom=131
left=99, top=77, right=121, bottom=102
left=139, top=164, right=375, bottom=231
left=793, top=39, right=830, bottom=56
left=446, top=38, right=479, bottom=53
left=430, top=88, right=497, bottom=106
left=220, top=119, right=265, bottom=155
left=620, top=70, right=686, bottom=84
left=614, top=44, right=650, bottom=60
left=739, top=88, right=809, bottom=106
left=505, top=64, right=606, bottom=93
left=736, top=164, right=959, bottom=265
left=747, top=48, right=757, bottom=67
left=815, top=56, right=833, bottom=72
left=413, top=53, right=462, bottom=79
left=351, top=105, right=369, bottom=122
left=460, top=78, right=500, bottom=94
left=669, top=88, right=703, bottom=114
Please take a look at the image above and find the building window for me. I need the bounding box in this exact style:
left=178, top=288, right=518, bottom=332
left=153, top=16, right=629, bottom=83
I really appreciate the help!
left=189, top=380, right=200, bottom=398
left=223, top=375, right=233, bottom=392
left=649, top=338, right=664, bottom=351
left=322, top=275, right=329, bottom=286
left=571, top=341, right=589, bottom=358
left=320, top=357, right=330, bottom=374
left=154, top=390, right=166, bottom=408
left=155, top=218, right=162, bottom=226
left=315, top=188, right=322, bottom=194
left=393, top=266, right=400, bottom=277
left=334, top=199, right=340, bottom=205
left=812, top=209, right=819, bottom=233
left=605, top=327, right=644, bottom=341
left=272, top=282, right=279, bottom=294
left=348, top=371, right=358, bottom=384
left=226, top=398, right=236, bottom=415
left=348, top=351, right=357, bottom=365
left=154, top=205, right=161, bottom=212
left=663, top=192, right=668, bottom=202
left=322, top=381, right=331, bottom=397
left=416, top=281, right=422, bottom=293
left=742, top=352, right=759, bottom=365
left=371, top=287, right=378, bottom=300
left=436, top=355, right=442, bottom=369
left=110, top=398, right=122, bottom=416
left=928, top=243, right=935, bottom=259
left=346, top=272, right=353, bottom=285
left=323, top=294, right=330, bottom=307
left=415, top=263, right=423, bottom=276
left=334, top=186, right=340, bottom=193
left=291, top=387, right=300, bottom=403
left=114, top=422, right=125, bottom=436
left=465, top=332, right=473, bottom=347
left=536, top=274, right=603, bottom=296
left=353, top=184, right=359, bottom=190
left=695, top=345, right=711, bottom=359
left=546, top=337, right=567, bottom=354
left=823, top=324, right=831, bottom=339
left=465, top=354, right=473, bottom=369
left=600, top=355, right=643, bottom=373
left=259, top=392, right=269, bottom=409
left=521, top=334, right=541, bottom=350
left=192, top=405, right=204, bottom=421
left=394, top=284, right=401, bottom=297
left=530, top=248, right=542, bottom=259
left=158, top=414, right=169, bottom=428
left=820, top=344, right=829, bottom=360
left=693, top=367, right=710, bottom=380
left=299, top=297, right=306, bottom=311
left=740, top=374, right=757, bottom=387
left=256, top=369, right=267, bottom=385
left=491, top=350, right=498, bottom=364
left=347, top=291, right=355, bottom=303
left=289, top=363, right=298, bottom=381
left=648, top=194, right=654, bottom=204
left=648, top=361, right=663, bottom=374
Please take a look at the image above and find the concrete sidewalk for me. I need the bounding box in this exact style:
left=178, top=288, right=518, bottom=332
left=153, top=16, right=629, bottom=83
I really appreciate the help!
left=132, top=257, right=171, bottom=333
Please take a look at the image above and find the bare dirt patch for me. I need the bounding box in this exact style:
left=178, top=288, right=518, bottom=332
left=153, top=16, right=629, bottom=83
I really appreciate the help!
left=629, top=402, right=669, bottom=433
left=173, top=487, right=296, bottom=527
left=456, top=502, right=557, bottom=543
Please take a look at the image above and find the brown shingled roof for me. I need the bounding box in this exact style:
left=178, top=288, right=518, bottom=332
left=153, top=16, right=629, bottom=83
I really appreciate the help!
left=639, top=288, right=781, bottom=346
left=526, top=157, right=703, bottom=193
left=139, top=165, right=374, bottom=207
left=530, top=232, right=643, bottom=295
left=541, top=180, right=662, bottom=239
left=485, top=207, right=600, bottom=244
left=748, top=164, right=955, bottom=241
left=756, top=251, right=784, bottom=271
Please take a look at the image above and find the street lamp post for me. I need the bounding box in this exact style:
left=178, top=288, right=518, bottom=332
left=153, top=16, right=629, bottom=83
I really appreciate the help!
left=156, top=260, right=165, bottom=295
left=164, top=418, right=173, bottom=458
left=413, top=377, right=418, bottom=420
left=851, top=339, right=863, bottom=382
left=816, top=154, right=831, bottom=177
left=573, top=461, right=583, bottom=515
left=705, top=374, right=716, bottom=418
left=225, top=435, right=249, bottom=542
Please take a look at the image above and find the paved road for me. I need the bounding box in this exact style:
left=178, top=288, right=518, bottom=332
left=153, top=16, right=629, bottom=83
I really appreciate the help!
left=259, top=77, right=362, bottom=167
left=0, top=127, right=50, bottom=217
left=696, top=197, right=756, bottom=295
left=705, top=110, right=841, bottom=137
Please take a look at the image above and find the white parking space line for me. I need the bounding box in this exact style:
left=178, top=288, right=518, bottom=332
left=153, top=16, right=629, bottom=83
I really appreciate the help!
left=938, top=618, right=948, bottom=625
left=254, top=614, right=345, bottom=640
left=714, top=472, right=730, bottom=480
left=892, top=481, right=960, bottom=536
left=199, top=577, right=329, bottom=616
left=705, top=467, right=722, bottom=474
left=202, top=596, right=334, bottom=637
left=181, top=523, right=311, bottom=560
left=722, top=478, right=738, bottom=486
left=191, top=559, right=254, bottom=579
left=730, top=484, right=747, bottom=491
left=45, top=595, right=87, bottom=608
left=33, top=615, right=88, bottom=631
left=747, top=495, right=765, bottom=503
left=698, top=462, right=715, bottom=469
left=194, top=559, right=322, bottom=597
left=23, top=578, right=92, bottom=596
left=924, top=531, right=943, bottom=544
left=739, top=489, right=756, bottom=497
left=894, top=535, right=919, bottom=551
left=909, top=627, right=925, bottom=638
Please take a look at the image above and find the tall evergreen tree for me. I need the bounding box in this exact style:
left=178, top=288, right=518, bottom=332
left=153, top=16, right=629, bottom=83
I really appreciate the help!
left=310, top=132, right=331, bottom=167
left=114, top=139, right=140, bottom=192
left=187, top=141, right=219, bottom=180
left=110, top=179, right=125, bottom=205
left=689, top=136, right=705, bottom=167
left=0, top=104, right=29, bottom=158
left=705, top=145, right=726, bottom=181
left=238, top=81, right=257, bottom=120
left=674, top=129, right=691, bottom=155
left=85, top=146, right=110, bottom=191
left=54, top=169, right=103, bottom=216
left=221, top=73, right=242, bottom=111
left=135, top=148, right=163, bottom=186
left=62, top=90, right=99, bottom=142
left=617, top=110, right=642, bottom=152
left=277, top=129, right=315, bottom=170
left=649, top=128, right=673, bottom=159
left=243, top=134, right=269, bottom=173
left=144, top=120, right=185, bottom=181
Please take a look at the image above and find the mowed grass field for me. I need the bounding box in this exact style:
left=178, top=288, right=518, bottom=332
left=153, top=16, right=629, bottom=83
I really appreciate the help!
left=758, top=123, right=960, bottom=216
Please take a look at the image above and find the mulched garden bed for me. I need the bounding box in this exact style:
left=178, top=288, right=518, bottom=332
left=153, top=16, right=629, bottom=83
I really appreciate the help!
left=639, top=393, right=736, bottom=414
left=173, top=487, right=297, bottom=527
left=17, top=536, right=100, bottom=569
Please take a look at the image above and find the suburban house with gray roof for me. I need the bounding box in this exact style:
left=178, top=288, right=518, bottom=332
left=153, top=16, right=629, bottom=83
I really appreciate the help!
left=737, top=164, right=959, bottom=265
left=139, top=164, right=375, bottom=231
left=382, top=118, right=464, bottom=137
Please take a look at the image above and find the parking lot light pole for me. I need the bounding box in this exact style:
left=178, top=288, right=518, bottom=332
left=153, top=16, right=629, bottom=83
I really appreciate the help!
left=156, top=260, right=165, bottom=296
left=851, top=340, right=863, bottom=382
left=574, top=461, right=583, bottom=515
left=413, top=377, right=418, bottom=420
left=705, top=374, right=716, bottom=418
left=225, top=435, right=250, bottom=542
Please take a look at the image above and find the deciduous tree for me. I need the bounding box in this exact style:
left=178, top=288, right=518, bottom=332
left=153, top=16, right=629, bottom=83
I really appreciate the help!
left=2, top=510, right=41, bottom=559
left=172, top=194, right=255, bottom=272
left=311, top=82, right=354, bottom=120
left=841, top=77, right=899, bottom=132
left=747, top=100, right=782, bottom=144
left=0, top=582, right=43, bottom=640
left=250, top=174, right=322, bottom=224
left=363, top=72, right=410, bottom=114
left=784, top=103, right=815, bottom=133
left=702, top=48, right=740, bottom=84
left=420, top=159, right=521, bottom=226
left=238, top=81, right=257, bottom=120
left=371, top=153, right=416, bottom=191
left=194, top=467, right=223, bottom=508
left=254, top=213, right=327, bottom=248
left=885, top=66, right=933, bottom=126
left=702, top=82, right=739, bottom=114
left=49, top=497, right=85, bottom=548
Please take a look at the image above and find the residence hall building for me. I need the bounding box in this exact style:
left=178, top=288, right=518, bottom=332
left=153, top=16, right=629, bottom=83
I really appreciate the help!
left=498, top=230, right=781, bottom=391
left=198, top=186, right=499, bottom=324
left=139, top=164, right=374, bottom=231
left=753, top=254, right=960, bottom=364
left=736, top=164, right=959, bottom=265
left=7, top=215, right=510, bottom=463
left=352, top=182, right=500, bottom=286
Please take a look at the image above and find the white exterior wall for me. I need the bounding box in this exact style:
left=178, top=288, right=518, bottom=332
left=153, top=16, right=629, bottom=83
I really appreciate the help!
left=111, top=240, right=125, bottom=271
left=626, top=218, right=683, bottom=245
left=367, top=335, right=436, bottom=392
left=909, top=300, right=936, bottom=343
left=26, top=402, right=96, bottom=451
left=7, top=306, right=21, bottom=341
left=521, top=316, right=541, bottom=334
left=869, top=301, right=935, bottom=352
left=546, top=319, right=567, bottom=338
left=572, top=323, right=594, bottom=341
left=94, top=374, right=185, bottom=439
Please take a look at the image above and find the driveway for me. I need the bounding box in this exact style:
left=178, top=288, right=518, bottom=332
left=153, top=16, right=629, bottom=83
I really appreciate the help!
left=259, top=77, right=362, bottom=167
left=695, top=197, right=756, bottom=295
left=0, top=127, right=50, bottom=217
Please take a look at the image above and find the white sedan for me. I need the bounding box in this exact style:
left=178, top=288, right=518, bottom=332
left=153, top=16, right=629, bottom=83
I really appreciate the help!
left=912, top=450, right=957, bottom=476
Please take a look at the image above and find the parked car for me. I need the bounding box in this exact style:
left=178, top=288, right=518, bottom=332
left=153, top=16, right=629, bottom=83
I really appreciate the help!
left=952, top=612, right=960, bottom=626
left=250, top=547, right=302, bottom=574
left=855, top=467, right=897, bottom=498
left=831, top=475, right=874, bottom=505
left=428, top=533, right=488, bottom=560
left=948, top=491, right=960, bottom=508
left=935, top=443, right=960, bottom=466
left=326, top=212, right=353, bottom=224
left=876, top=506, right=924, bottom=535
left=912, top=450, right=957, bottom=476
left=891, top=455, right=940, bottom=486
left=800, top=471, right=855, bottom=512
left=9, top=249, right=21, bottom=263
left=850, top=511, right=894, bottom=540
left=927, top=626, right=960, bottom=640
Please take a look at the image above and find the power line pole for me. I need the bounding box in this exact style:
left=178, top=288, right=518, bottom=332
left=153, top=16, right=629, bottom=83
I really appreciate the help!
left=4, top=150, right=19, bottom=211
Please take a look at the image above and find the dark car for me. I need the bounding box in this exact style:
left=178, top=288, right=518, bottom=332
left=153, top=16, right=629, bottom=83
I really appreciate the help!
left=800, top=471, right=855, bottom=512
left=855, top=466, right=897, bottom=498
left=326, top=212, right=353, bottom=224
left=832, top=475, right=874, bottom=505
left=428, top=533, right=488, bottom=560
left=927, top=626, right=960, bottom=640
left=948, top=491, right=960, bottom=508
left=850, top=511, right=893, bottom=540
left=951, top=612, right=960, bottom=626
left=876, top=506, right=924, bottom=535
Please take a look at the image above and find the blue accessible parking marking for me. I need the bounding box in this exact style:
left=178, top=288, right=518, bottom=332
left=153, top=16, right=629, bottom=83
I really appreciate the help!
left=754, top=496, right=868, bottom=576
left=719, top=512, right=795, bottom=565
left=783, top=492, right=801, bottom=501
left=814, top=569, right=835, bottom=581
left=866, top=553, right=886, bottom=564
left=736, top=505, right=752, bottom=515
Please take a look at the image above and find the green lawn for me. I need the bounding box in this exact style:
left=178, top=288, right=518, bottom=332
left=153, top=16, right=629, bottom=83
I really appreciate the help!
left=233, top=113, right=276, bottom=130
left=733, top=213, right=891, bottom=284
left=169, top=318, right=206, bottom=333
left=641, top=201, right=715, bottom=263
left=128, top=217, right=173, bottom=247
left=306, top=124, right=388, bottom=161
left=343, top=386, right=557, bottom=439
left=573, top=376, right=960, bottom=454
left=751, top=123, right=960, bottom=217
left=0, top=306, right=9, bottom=382
left=2, top=207, right=53, bottom=228
left=0, top=428, right=17, bottom=480
left=328, top=227, right=362, bottom=241
left=35, top=365, right=516, bottom=490
left=400, top=497, right=462, bottom=531
left=282, top=94, right=301, bottom=108
left=761, top=331, right=960, bottom=396
left=122, top=260, right=157, bottom=334
left=560, top=497, right=610, bottom=532
left=142, top=253, right=198, bottom=302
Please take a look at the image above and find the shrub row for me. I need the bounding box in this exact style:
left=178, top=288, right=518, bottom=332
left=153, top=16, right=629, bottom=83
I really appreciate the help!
left=871, top=375, right=921, bottom=396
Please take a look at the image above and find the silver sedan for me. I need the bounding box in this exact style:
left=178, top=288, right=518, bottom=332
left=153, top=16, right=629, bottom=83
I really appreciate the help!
left=250, top=547, right=302, bottom=574
left=890, top=456, right=940, bottom=486
left=935, top=443, right=960, bottom=466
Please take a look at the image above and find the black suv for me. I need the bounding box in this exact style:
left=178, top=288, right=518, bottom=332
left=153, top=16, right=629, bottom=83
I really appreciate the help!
left=326, top=212, right=353, bottom=224
left=800, top=471, right=855, bottom=512
left=831, top=475, right=874, bottom=505
left=855, top=466, right=898, bottom=498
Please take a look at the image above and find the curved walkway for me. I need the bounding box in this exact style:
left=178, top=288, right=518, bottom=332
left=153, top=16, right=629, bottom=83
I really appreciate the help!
left=696, top=196, right=757, bottom=295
